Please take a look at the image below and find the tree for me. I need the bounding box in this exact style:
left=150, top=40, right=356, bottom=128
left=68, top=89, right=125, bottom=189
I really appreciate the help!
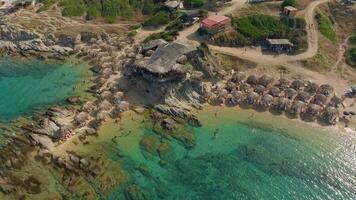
left=281, top=0, right=296, bottom=8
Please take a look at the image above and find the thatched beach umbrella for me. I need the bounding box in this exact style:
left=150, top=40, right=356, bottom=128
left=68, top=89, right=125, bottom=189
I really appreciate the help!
left=231, top=90, right=245, bottom=104
left=254, top=85, right=266, bottom=94
left=96, top=110, right=109, bottom=122
left=245, top=92, right=259, bottom=106
left=284, top=88, right=297, bottom=99
left=225, top=81, right=237, bottom=92
left=230, top=72, right=246, bottom=84
left=303, top=103, right=321, bottom=120
left=100, top=91, right=113, bottom=101
left=225, top=94, right=238, bottom=106
left=273, top=97, right=290, bottom=112
left=74, top=112, right=89, bottom=125
left=295, top=91, right=311, bottom=103
left=258, top=75, right=274, bottom=87
left=310, top=94, right=327, bottom=106
left=288, top=100, right=306, bottom=117
left=328, top=96, right=342, bottom=108
left=117, top=101, right=130, bottom=112
left=82, top=101, right=97, bottom=113
left=217, top=88, right=229, bottom=104
left=291, top=79, right=305, bottom=90
left=317, top=84, right=334, bottom=97
left=269, top=86, right=281, bottom=97
left=99, top=100, right=112, bottom=111
left=239, top=83, right=253, bottom=93
left=321, top=106, right=339, bottom=125
left=305, top=82, right=319, bottom=95
left=259, top=94, right=274, bottom=108
left=246, top=75, right=258, bottom=85
left=276, top=78, right=290, bottom=89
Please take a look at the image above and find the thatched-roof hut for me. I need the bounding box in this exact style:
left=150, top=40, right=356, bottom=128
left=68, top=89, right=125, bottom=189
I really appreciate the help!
left=273, top=97, right=290, bottom=112
left=303, top=103, right=321, bottom=120
left=258, top=75, right=274, bottom=87
left=317, top=84, right=334, bottom=97
left=269, top=86, right=281, bottom=97
left=291, top=79, right=305, bottom=90
left=321, top=106, right=339, bottom=125
left=276, top=78, right=290, bottom=89
left=239, top=83, right=253, bottom=93
left=305, top=82, right=319, bottom=95
left=244, top=92, right=259, bottom=105
left=246, top=75, right=258, bottom=85
left=230, top=72, right=246, bottom=84
left=295, top=91, right=311, bottom=103
left=288, top=100, right=305, bottom=117
left=254, top=85, right=266, bottom=94
left=310, top=94, right=327, bottom=106
left=259, top=94, right=274, bottom=108
left=284, top=88, right=297, bottom=99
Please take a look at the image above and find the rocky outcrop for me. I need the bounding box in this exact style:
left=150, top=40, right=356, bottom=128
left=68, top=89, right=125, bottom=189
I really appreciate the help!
left=0, top=22, right=74, bottom=57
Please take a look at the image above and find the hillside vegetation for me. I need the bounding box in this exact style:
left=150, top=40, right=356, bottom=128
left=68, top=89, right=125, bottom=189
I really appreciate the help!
left=316, top=13, right=337, bottom=42
left=38, top=0, right=160, bottom=22
left=208, top=14, right=306, bottom=52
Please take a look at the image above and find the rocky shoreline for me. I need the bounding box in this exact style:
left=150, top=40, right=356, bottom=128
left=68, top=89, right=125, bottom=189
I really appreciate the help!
left=0, top=15, right=353, bottom=198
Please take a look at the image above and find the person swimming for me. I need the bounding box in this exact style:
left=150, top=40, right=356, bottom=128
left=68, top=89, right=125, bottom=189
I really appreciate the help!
left=212, top=128, right=219, bottom=139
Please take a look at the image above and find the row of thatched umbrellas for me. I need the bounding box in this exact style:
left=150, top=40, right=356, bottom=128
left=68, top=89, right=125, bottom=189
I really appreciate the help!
left=207, top=73, right=342, bottom=125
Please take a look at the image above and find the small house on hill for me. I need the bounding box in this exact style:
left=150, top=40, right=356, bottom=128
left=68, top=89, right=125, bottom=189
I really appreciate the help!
left=201, top=15, right=231, bottom=34
left=283, top=6, right=298, bottom=17
left=264, top=39, right=294, bottom=53
left=131, top=40, right=196, bottom=82
left=164, top=0, right=183, bottom=10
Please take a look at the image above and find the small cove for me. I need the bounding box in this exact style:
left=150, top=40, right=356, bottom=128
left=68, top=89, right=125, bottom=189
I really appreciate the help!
left=0, top=57, right=93, bottom=122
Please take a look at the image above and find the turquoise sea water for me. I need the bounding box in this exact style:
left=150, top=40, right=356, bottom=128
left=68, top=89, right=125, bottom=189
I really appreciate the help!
left=100, top=111, right=356, bottom=200
left=0, top=57, right=91, bottom=122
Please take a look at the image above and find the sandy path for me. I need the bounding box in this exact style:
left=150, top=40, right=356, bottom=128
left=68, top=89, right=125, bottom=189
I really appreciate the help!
left=176, top=0, right=330, bottom=65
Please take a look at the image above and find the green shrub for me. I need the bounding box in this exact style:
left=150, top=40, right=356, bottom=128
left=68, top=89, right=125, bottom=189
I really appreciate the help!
left=128, top=31, right=138, bottom=37
left=346, top=48, right=356, bottom=67
left=143, top=11, right=170, bottom=27
left=198, top=9, right=209, bottom=18
left=234, top=15, right=290, bottom=42
left=38, top=0, right=149, bottom=20
left=184, top=0, right=205, bottom=9
left=144, top=31, right=178, bottom=42
left=316, top=13, right=337, bottom=42
left=281, top=0, right=296, bottom=8
left=129, top=24, right=142, bottom=30
left=349, top=34, right=356, bottom=45
left=197, top=27, right=208, bottom=36
left=37, top=0, right=58, bottom=12
left=165, top=19, right=184, bottom=32
left=86, top=4, right=102, bottom=20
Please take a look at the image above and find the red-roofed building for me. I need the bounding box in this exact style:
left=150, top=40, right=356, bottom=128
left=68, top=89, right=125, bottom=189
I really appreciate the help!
left=201, top=15, right=231, bottom=34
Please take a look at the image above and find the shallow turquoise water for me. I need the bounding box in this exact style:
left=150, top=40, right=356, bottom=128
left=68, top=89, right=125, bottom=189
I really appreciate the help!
left=104, top=118, right=356, bottom=200
left=0, top=58, right=90, bottom=122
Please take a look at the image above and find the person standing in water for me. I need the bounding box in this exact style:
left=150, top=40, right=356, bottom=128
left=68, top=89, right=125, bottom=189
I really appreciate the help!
left=213, top=128, right=219, bottom=139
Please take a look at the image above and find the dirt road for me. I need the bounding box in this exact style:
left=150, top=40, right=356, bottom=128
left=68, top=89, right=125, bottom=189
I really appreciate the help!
left=176, top=0, right=330, bottom=65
